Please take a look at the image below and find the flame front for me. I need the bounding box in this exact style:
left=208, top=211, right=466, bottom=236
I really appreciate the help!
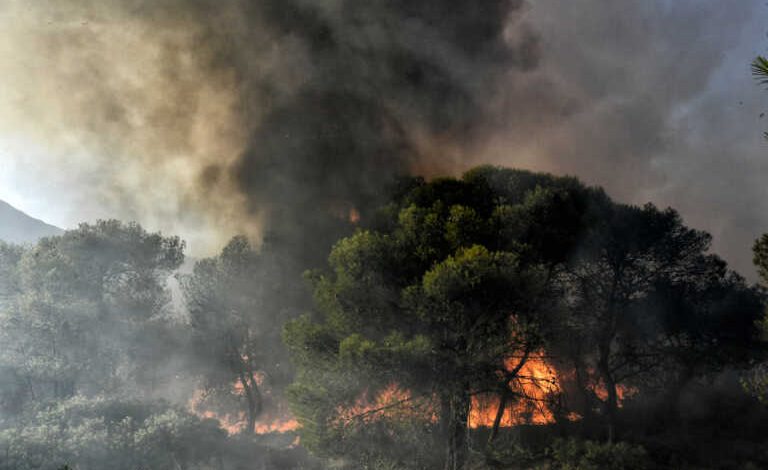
left=470, top=354, right=561, bottom=428
left=334, top=353, right=563, bottom=429
left=192, top=352, right=637, bottom=435
left=188, top=385, right=300, bottom=436
left=336, top=383, right=437, bottom=425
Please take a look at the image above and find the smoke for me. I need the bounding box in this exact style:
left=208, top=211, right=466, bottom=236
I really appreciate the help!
left=0, top=0, right=256, bottom=253
left=0, top=0, right=766, bottom=274
left=474, top=0, right=768, bottom=277
left=0, top=0, right=536, bottom=257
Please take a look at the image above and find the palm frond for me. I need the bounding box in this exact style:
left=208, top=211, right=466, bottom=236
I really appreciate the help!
left=752, top=56, right=768, bottom=87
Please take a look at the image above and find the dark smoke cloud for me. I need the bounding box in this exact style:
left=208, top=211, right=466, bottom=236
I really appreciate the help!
left=0, top=0, right=538, bottom=258
left=1, top=0, right=766, bottom=276
left=226, top=0, right=540, bottom=262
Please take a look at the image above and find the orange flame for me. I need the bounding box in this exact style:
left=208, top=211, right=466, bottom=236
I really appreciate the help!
left=188, top=382, right=300, bottom=435
left=195, top=409, right=248, bottom=435
left=335, top=354, right=563, bottom=429
left=193, top=353, right=637, bottom=436
left=255, top=416, right=300, bottom=434
left=593, top=381, right=637, bottom=405
left=470, top=353, right=561, bottom=427
left=188, top=388, right=248, bottom=435
left=336, top=383, right=437, bottom=425
left=349, top=208, right=361, bottom=224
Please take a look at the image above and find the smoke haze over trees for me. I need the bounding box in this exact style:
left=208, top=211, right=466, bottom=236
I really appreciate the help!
left=1, top=0, right=768, bottom=468
left=0, top=168, right=766, bottom=468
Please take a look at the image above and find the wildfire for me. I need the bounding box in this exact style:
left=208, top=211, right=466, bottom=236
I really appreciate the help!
left=188, top=384, right=300, bottom=436
left=191, top=353, right=637, bottom=435
left=194, top=408, right=248, bottom=435
left=337, top=352, right=636, bottom=430
left=329, top=204, right=361, bottom=224
left=336, top=383, right=437, bottom=425
left=333, top=354, right=563, bottom=429
left=594, top=381, right=637, bottom=404
left=470, top=354, right=561, bottom=427
left=255, top=416, right=300, bottom=434
left=349, top=208, right=361, bottom=224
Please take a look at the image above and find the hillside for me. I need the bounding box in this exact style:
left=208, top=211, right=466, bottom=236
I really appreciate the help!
left=0, top=199, right=63, bottom=244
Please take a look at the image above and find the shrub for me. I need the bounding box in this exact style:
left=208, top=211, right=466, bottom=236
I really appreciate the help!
left=548, top=438, right=651, bottom=470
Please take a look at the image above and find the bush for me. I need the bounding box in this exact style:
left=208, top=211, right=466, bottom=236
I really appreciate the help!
left=0, top=396, right=227, bottom=470
left=548, top=438, right=651, bottom=470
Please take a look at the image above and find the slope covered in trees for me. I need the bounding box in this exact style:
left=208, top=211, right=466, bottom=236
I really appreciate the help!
left=0, top=168, right=766, bottom=469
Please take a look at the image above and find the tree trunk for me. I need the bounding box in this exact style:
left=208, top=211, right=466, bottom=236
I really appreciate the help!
left=598, top=293, right=620, bottom=443
left=488, top=389, right=510, bottom=444
left=488, top=348, right=531, bottom=444
left=573, top=359, right=594, bottom=423
left=229, top=345, right=262, bottom=435
left=443, top=388, right=470, bottom=470
left=667, top=363, right=694, bottom=433
left=238, top=370, right=262, bottom=435
left=597, top=347, right=618, bottom=443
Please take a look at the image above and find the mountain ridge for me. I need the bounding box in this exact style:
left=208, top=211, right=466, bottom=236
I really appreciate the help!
left=0, top=199, right=64, bottom=244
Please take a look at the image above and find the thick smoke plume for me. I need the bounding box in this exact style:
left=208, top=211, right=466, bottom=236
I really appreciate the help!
left=0, top=0, right=766, bottom=274
left=0, top=0, right=537, bottom=257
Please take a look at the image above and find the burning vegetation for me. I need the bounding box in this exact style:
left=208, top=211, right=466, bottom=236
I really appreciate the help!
left=280, top=167, right=768, bottom=469
left=188, top=384, right=299, bottom=436
left=0, top=0, right=767, bottom=468
left=1, top=168, right=768, bottom=470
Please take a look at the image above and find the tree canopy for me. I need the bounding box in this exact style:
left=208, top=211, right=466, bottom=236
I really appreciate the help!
left=0, top=167, right=765, bottom=469
left=285, top=166, right=766, bottom=469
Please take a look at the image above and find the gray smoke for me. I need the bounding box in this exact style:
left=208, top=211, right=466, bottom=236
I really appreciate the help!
left=477, top=0, right=768, bottom=278
left=0, top=0, right=766, bottom=275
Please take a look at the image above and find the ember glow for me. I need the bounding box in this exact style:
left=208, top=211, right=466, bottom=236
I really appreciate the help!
left=188, top=385, right=300, bottom=436
left=470, top=354, right=561, bottom=428
left=336, top=352, right=638, bottom=430
left=594, top=382, right=638, bottom=405
left=335, top=354, right=562, bottom=429
left=336, top=383, right=437, bottom=425
left=0, top=0, right=765, bottom=468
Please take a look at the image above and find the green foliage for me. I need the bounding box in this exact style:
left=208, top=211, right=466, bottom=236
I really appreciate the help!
left=285, top=167, right=595, bottom=467
left=0, top=241, right=23, bottom=302
left=0, top=166, right=762, bottom=469
left=0, top=221, right=186, bottom=412
left=752, top=56, right=768, bottom=139
left=287, top=166, right=765, bottom=467
left=752, top=56, right=768, bottom=87
left=748, top=235, right=768, bottom=402
left=183, top=235, right=298, bottom=434
left=753, top=233, right=768, bottom=285
left=482, top=434, right=540, bottom=469
left=548, top=438, right=651, bottom=470
left=548, top=201, right=763, bottom=432
left=744, top=363, right=768, bottom=404
left=0, top=397, right=226, bottom=470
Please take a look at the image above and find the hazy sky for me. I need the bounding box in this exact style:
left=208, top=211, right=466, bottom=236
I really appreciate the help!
left=0, top=0, right=767, bottom=278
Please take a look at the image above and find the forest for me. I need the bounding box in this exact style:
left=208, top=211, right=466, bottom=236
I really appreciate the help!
left=1, top=166, right=767, bottom=469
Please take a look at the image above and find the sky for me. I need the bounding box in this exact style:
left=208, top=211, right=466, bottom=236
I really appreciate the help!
left=0, top=0, right=767, bottom=278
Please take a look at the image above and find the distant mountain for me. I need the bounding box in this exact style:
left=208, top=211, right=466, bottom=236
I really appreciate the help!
left=0, top=199, right=63, bottom=244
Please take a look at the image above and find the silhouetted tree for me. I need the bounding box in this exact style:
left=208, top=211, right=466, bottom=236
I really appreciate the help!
left=551, top=204, right=764, bottom=440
